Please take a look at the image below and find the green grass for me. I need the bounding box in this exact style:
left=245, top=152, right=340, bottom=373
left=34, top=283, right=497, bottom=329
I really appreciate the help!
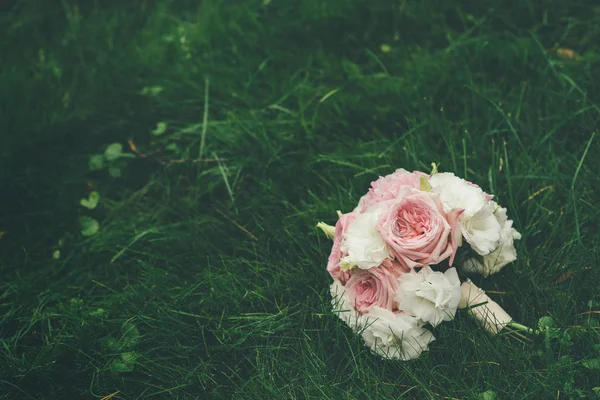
left=1, top=0, right=600, bottom=398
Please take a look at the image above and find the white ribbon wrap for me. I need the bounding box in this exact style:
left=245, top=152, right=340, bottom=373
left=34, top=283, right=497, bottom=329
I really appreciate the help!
left=458, top=279, right=512, bottom=335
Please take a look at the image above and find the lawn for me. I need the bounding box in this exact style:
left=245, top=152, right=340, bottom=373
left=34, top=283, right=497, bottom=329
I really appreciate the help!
left=1, top=0, right=600, bottom=398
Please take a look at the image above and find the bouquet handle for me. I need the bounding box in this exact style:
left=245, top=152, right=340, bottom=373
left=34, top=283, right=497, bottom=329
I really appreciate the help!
left=458, top=279, right=513, bottom=335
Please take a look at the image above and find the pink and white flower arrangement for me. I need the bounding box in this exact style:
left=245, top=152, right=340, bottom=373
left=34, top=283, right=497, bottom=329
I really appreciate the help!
left=317, top=166, right=522, bottom=360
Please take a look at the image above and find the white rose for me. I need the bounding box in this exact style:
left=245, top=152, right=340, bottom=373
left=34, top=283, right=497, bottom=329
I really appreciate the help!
left=429, top=173, right=501, bottom=255
left=330, top=280, right=362, bottom=329
left=339, top=202, right=393, bottom=270
left=462, top=204, right=522, bottom=276
left=395, top=266, right=462, bottom=327
left=361, top=306, right=435, bottom=360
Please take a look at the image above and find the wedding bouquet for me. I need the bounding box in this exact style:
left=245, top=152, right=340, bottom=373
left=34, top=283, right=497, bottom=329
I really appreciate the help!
left=317, top=165, right=522, bottom=360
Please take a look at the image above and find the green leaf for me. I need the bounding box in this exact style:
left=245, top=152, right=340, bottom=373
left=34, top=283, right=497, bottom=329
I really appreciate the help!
left=52, top=65, right=62, bottom=79
left=88, top=154, right=105, bottom=171
left=105, top=143, right=123, bottom=161
left=166, top=142, right=179, bottom=153
left=545, top=327, right=562, bottom=341
left=538, top=316, right=555, bottom=330
left=152, top=121, right=168, bottom=136
left=593, top=387, right=600, bottom=395
left=419, top=176, right=432, bottom=192
left=104, top=336, right=119, bottom=351
left=582, top=358, right=600, bottom=369
left=108, top=164, right=122, bottom=178
left=121, top=351, right=139, bottom=364
left=89, top=308, right=106, bottom=318
left=109, top=352, right=138, bottom=373
left=342, top=60, right=362, bottom=78
left=141, top=85, right=163, bottom=96
left=80, top=191, right=100, bottom=209
left=110, top=359, right=133, bottom=373
left=52, top=249, right=61, bottom=259
left=79, top=216, right=99, bottom=236
left=588, top=299, right=600, bottom=308
left=105, top=322, right=140, bottom=352
left=478, top=390, right=497, bottom=400
left=120, top=322, right=141, bottom=350
left=119, top=152, right=137, bottom=159
left=69, top=298, right=83, bottom=308
left=559, top=331, right=573, bottom=348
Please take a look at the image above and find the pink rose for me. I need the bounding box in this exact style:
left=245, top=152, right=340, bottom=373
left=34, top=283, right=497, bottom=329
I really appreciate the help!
left=377, top=188, right=462, bottom=269
left=327, top=212, right=358, bottom=284
left=344, top=259, right=407, bottom=313
left=356, top=169, right=429, bottom=212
